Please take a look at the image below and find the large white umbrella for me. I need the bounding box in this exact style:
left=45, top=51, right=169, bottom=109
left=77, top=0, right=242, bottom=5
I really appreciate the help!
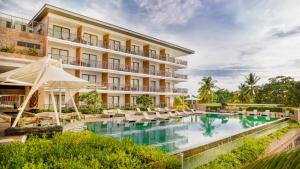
left=0, top=56, right=88, bottom=127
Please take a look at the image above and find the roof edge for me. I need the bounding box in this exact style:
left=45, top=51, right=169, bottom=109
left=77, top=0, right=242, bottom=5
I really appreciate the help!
left=30, top=4, right=195, bottom=54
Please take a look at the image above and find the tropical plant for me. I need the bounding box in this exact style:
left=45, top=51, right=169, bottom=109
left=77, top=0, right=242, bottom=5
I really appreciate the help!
left=136, top=95, right=153, bottom=108
left=173, top=97, right=183, bottom=106
left=0, top=44, right=16, bottom=53
left=0, top=132, right=180, bottom=169
left=198, top=76, right=218, bottom=103
left=238, top=83, right=250, bottom=103
left=244, top=73, right=260, bottom=102
left=79, top=90, right=101, bottom=109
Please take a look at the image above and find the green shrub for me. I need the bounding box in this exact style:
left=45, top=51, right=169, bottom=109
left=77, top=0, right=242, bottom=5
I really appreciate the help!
left=17, top=49, right=38, bottom=56
left=243, top=146, right=300, bottom=169
left=238, top=106, right=296, bottom=113
left=0, top=132, right=180, bottom=169
left=196, top=122, right=300, bottom=169
left=0, top=45, right=16, bottom=53
left=79, top=107, right=103, bottom=114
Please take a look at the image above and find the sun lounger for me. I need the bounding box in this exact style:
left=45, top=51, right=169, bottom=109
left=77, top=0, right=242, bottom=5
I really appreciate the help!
left=182, top=110, right=192, bottom=115
left=142, top=112, right=156, bottom=122
left=168, top=112, right=179, bottom=119
left=155, top=112, right=169, bottom=120
left=147, top=108, right=156, bottom=114
left=135, top=108, right=143, bottom=115
left=116, top=109, right=126, bottom=117
left=124, top=113, right=136, bottom=123
left=249, top=109, right=258, bottom=116
left=176, top=111, right=187, bottom=117
left=262, top=110, right=270, bottom=116
left=284, top=110, right=290, bottom=117
left=101, top=110, right=114, bottom=118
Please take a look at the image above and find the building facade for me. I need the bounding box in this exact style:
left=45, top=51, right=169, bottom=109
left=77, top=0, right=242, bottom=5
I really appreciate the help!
left=0, top=4, right=193, bottom=109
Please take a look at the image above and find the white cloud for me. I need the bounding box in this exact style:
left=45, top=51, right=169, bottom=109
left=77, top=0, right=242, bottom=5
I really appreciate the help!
left=134, top=0, right=202, bottom=25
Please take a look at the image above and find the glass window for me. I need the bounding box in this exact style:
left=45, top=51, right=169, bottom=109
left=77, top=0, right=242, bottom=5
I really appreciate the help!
left=82, top=74, right=96, bottom=83
left=21, top=25, right=26, bottom=32
left=82, top=53, right=97, bottom=67
left=109, top=96, right=119, bottom=107
left=109, top=39, right=121, bottom=51
left=152, top=97, right=156, bottom=106
left=150, top=65, right=156, bottom=75
left=51, top=48, right=68, bottom=63
left=6, top=21, right=12, bottom=28
left=109, top=77, right=120, bottom=85
left=53, top=25, right=70, bottom=40
left=109, top=58, right=120, bottom=70
left=83, top=33, right=98, bottom=46
left=49, top=95, right=65, bottom=107
left=131, top=96, right=137, bottom=105
left=131, top=45, right=140, bottom=54
left=132, top=62, right=139, bottom=72
left=132, top=79, right=139, bottom=90
left=150, top=50, right=156, bottom=58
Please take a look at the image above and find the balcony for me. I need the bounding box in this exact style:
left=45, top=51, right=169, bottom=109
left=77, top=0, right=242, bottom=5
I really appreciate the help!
left=51, top=54, right=188, bottom=80
left=99, top=83, right=188, bottom=94
left=48, top=28, right=187, bottom=66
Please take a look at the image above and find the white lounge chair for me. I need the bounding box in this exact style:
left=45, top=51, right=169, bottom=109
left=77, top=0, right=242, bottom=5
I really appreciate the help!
left=168, top=112, right=179, bottom=119
left=124, top=114, right=136, bottom=123
left=101, top=110, right=114, bottom=118
left=142, top=112, right=156, bottom=122
left=182, top=110, right=192, bottom=116
left=176, top=111, right=187, bottom=117
left=262, top=110, right=270, bottom=116
left=284, top=110, right=290, bottom=117
left=155, top=112, right=169, bottom=120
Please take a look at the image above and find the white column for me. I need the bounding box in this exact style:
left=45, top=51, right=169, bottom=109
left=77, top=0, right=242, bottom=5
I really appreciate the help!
left=58, top=89, right=62, bottom=118
left=67, top=89, right=80, bottom=119
left=50, top=90, right=60, bottom=125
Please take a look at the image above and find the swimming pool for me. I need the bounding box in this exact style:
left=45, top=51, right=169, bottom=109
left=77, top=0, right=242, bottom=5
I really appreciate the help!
left=86, top=114, right=277, bottom=152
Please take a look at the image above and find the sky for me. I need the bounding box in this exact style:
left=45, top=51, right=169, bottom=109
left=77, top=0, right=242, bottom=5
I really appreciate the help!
left=1, top=0, right=300, bottom=95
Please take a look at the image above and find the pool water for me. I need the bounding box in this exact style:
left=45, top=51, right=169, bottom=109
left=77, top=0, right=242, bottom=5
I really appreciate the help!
left=86, top=114, right=277, bottom=152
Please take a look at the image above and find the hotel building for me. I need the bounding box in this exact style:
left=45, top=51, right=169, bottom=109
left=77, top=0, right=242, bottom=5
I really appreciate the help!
left=0, top=4, right=194, bottom=109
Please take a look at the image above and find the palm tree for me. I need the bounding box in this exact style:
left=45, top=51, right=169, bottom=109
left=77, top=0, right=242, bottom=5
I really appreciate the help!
left=238, top=83, right=249, bottom=103
left=198, top=76, right=217, bottom=103
left=244, top=73, right=260, bottom=101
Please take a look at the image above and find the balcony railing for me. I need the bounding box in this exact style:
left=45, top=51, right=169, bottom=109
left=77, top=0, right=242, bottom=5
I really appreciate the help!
left=99, top=82, right=188, bottom=93
left=48, top=28, right=187, bottom=66
left=51, top=54, right=188, bottom=79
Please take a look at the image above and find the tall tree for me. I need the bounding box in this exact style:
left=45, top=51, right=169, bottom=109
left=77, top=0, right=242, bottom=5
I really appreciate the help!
left=238, top=83, right=250, bottom=103
left=198, top=76, right=217, bottom=103
left=244, top=73, right=260, bottom=102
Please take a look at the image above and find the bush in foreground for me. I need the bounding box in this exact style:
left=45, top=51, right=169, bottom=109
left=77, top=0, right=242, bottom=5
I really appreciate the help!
left=196, top=122, right=300, bottom=169
left=243, top=146, right=300, bottom=169
left=0, top=132, right=180, bottom=169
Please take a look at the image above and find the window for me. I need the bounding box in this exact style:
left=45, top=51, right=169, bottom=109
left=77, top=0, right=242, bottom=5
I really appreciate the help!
left=109, top=96, right=119, bottom=107
left=82, top=53, right=97, bottom=67
left=82, top=74, right=96, bottom=83
left=132, top=79, right=139, bottom=91
left=152, top=96, right=156, bottom=106
left=166, top=82, right=171, bottom=89
left=131, top=96, right=137, bottom=106
left=21, top=25, right=26, bottom=32
left=83, top=33, right=98, bottom=46
left=150, top=50, right=156, bottom=58
left=109, top=58, right=120, bottom=70
left=51, top=48, right=68, bottom=63
left=150, top=65, right=156, bottom=75
left=109, top=39, right=121, bottom=51
left=109, top=77, right=120, bottom=90
left=166, top=97, right=170, bottom=106
left=17, top=41, right=40, bottom=49
left=49, top=95, right=65, bottom=108
left=6, top=21, right=12, bottom=28
left=132, top=62, right=139, bottom=72
left=150, top=81, right=156, bottom=91
left=131, top=45, right=140, bottom=54
left=53, top=25, right=70, bottom=40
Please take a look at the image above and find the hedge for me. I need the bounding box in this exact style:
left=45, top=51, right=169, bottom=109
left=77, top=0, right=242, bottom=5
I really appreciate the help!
left=243, top=146, right=300, bottom=169
left=206, top=105, right=222, bottom=112
left=0, top=132, right=180, bottom=169
left=196, top=122, right=300, bottom=169
left=238, top=106, right=295, bottom=113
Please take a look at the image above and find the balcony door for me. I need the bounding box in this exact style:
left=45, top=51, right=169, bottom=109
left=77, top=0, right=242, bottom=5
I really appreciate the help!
left=83, top=33, right=98, bottom=46
left=109, top=77, right=120, bottom=90
left=109, top=39, right=121, bottom=51
left=150, top=81, right=156, bottom=91
left=82, top=74, right=96, bottom=84
left=130, top=45, right=140, bottom=54
left=109, top=58, right=120, bottom=70
left=109, top=96, right=120, bottom=107
left=150, top=65, right=156, bottom=75
left=132, top=62, right=139, bottom=73
left=53, top=25, right=70, bottom=40
left=132, top=79, right=139, bottom=91
left=82, top=53, right=97, bottom=67
left=51, top=48, right=69, bottom=64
